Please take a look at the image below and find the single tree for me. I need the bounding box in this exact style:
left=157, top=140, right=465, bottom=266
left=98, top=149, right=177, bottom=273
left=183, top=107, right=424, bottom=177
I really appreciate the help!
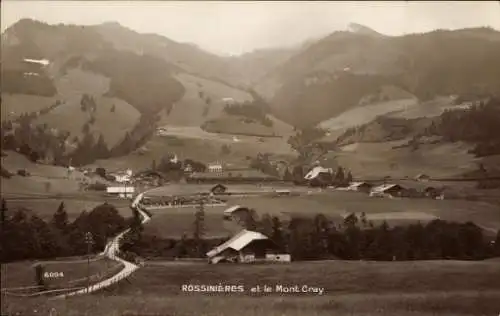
left=52, top=202, right=69, bottom=233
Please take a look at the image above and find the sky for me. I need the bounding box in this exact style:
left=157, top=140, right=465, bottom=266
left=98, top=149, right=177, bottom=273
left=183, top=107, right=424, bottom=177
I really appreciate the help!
left=1, top=1, right=500, bottom=56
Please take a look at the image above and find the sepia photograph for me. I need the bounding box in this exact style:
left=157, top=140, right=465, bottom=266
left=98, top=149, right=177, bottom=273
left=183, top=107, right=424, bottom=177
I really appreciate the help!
left=1, top=1, right=500, bottom=315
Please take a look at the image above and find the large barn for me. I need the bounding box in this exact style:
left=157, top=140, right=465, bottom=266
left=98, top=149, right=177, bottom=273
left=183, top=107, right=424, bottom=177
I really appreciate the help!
left=206, top=230, right=290, bottom=264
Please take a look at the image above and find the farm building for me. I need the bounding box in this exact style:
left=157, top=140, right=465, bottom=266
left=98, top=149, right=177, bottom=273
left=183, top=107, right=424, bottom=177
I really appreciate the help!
left=304, top=166, right=334, bottom=187
left=206, top=229, right=291, bottom=264
left=415, top=174, right=431, bottom=182
left=110, top=169, right=133, bottom=183
left=223, top=205, right=249, bottom=220
left=370, top=184, right=405, bottom=198
left=208, top=163, right=223, bottom=173
left=106, top=186, right=135, bottom=198
left=347, top=182, right=373, bottom=193
left=211, top=184, right=228, bottom=195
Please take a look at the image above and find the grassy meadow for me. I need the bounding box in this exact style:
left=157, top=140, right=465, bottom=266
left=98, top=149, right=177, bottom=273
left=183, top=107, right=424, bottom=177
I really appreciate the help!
left=1, top=257, right=122, bottom=290
left=2, top=260, right=500, bottom=315
left=141, top=187, right=500, bottom=239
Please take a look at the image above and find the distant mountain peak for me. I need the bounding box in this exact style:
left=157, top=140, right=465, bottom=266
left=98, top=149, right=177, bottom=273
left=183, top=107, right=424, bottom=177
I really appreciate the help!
left=347, top=23, right=383, bottom=36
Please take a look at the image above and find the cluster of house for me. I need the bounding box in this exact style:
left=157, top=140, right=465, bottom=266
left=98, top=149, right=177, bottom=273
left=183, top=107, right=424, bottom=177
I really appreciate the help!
left=343, top=179, right=444, bottom=199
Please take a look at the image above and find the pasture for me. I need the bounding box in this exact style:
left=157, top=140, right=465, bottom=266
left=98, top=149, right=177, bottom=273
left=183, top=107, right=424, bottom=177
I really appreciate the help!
left=1, top=94, right=57, bottom=121
left=1, top=257, right=122, bottom=290
left=3, top=197, right=133, bottom=221
left=141, top=186, right=500, bottom=239
left=92, top=126, right=296, bottom=171
left=3, top=260, right=500, bottom=315
left=316, top=139, right=479, bottom=179
left=144, top=206, right=241, bottom=239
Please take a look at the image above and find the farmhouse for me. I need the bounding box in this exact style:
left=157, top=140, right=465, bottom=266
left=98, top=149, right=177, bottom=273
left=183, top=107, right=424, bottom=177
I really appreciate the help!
left=222, top=205, right=249, bottom=220
left=304, top=166, right=333, bottom=187
left=211, top=184, right=228, bottom=195
left=347, top=181, right=373, bottom=193
left=370, top=184, right=405, bottom=198
left=106, top=186, right=135, bottom=198
left=110, top=169, right=133, bottom=183
left=206, top=229, right=291, bottom=264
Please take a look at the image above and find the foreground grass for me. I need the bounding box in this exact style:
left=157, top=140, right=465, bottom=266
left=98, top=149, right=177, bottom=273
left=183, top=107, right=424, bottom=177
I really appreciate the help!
left=1, top=257, right=122, bottom=289
left=2, top=260, right=500, bottom=315
left=3, top=291, right=500, bottom=316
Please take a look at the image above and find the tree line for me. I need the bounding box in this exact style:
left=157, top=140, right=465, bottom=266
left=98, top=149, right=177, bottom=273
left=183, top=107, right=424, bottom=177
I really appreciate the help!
left=424, top=97, right=500, bottom=157
left=0, top=199, right=128, bottom=263
left=223, top=98, right=273, bottom=127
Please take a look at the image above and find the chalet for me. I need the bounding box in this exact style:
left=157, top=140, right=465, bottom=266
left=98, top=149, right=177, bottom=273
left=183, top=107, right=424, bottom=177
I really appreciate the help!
left=370, top=184, right=405, bottom=198
left=304, top=166, right=333, bottom=187
left=110, top=169, right=133, bottom=183
left=222, top=205, right=248, bottom=220
left=206, top=229, right=291, bottom=264
left=347, top=182, right=373, bottom=193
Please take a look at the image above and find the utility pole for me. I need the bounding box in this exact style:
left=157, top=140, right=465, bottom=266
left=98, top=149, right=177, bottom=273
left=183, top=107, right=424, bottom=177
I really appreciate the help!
left=84, top=232, right=94, bottom=294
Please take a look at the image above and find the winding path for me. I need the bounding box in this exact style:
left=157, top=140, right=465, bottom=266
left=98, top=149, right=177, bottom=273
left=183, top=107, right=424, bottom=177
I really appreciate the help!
left=56, top=193, right=150, bottom=298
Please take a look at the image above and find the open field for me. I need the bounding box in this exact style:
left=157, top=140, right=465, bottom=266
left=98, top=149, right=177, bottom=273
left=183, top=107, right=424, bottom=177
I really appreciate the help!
left=1, top=93, right=57, bottom=121
left=145, top=207, right=242, bottom=239
left=2, top=197, right=133, bottom=221
left=92, top=128, right=295, bottom=170
left=35, top=68, right=141, bottom=147
left=1, top=151, right=102, bottom=195
left=160, top=73, right=253, bottom=127
left=141, top=185, right=500, bottom=238
left=318, top=140, right=479, bottom=179
left=3, top=260, right=500, bottom=315
left=1, top=257, right=122, bottom=290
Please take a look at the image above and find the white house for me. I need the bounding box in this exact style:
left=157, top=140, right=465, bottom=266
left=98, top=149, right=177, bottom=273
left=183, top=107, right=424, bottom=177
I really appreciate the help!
left=304, top=166, right=333, bottom=180
left=208, top=163, right=223, bottom=173
left=106, top=186, right=135, bottom=198
left=206, top=229, right=291, bottom=264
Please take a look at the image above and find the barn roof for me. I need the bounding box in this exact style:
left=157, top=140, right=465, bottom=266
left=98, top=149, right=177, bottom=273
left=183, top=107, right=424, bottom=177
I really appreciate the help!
left=223, top=205, right=246, bottom=214
left=371, top=183, right=403, bottom=193
left=304, top=166, right=332, bottom=180
left=206, top=230, right=269, bottom=258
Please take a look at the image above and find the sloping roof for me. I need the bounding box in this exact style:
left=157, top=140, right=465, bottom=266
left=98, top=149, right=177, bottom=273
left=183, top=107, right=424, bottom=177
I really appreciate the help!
left=206, top=230, right=269, bottom=258
left=349, top=181, right=371, bottom=188
left=223, top=205, right=245, bottom=214
left=304, top=166, right=332, bottom=180
left=371, top=183, right=402, bottom=193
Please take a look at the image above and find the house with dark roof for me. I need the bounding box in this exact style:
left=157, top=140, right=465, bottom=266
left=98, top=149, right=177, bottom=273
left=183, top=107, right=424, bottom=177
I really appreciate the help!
left=206, top=229, right=290, bottom=264
left=347, top=181, right=373, bottom=193
left=211, top=184, right=228, bottom=195
left=370, top=184, right=406, bottom=198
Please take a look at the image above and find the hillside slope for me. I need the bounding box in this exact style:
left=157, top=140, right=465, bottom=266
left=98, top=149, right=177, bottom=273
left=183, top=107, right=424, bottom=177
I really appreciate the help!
left=256, top=27, right=500, bottom=127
